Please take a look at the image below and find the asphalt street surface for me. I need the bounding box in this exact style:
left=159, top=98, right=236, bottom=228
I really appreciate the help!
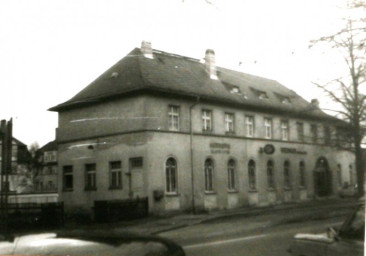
left=180, top=218, right=343, bottom=256
left=159, top=203, right=356, bottom=256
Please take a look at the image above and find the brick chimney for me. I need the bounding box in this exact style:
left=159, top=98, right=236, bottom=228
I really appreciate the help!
left=205, top=49, right=218, bottom=80
left=311, top=98, right=320, bottom=108
left=141, top=41, right=153, bottom=59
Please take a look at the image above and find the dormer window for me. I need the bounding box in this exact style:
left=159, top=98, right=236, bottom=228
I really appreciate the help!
left=230, top=86, right=240, bottom=94
left=282, top=97, right=291, bottom=104
left=222, top=82, right=245, bottom=96
left=250, top=87, right=268, bottom=100
left=259, top=92, right=268, bottom=99
left=274, top=92, right=291, bottom=104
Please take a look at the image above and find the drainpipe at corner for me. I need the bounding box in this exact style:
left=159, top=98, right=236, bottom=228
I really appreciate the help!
left=190, top=96, right=200, bottom=214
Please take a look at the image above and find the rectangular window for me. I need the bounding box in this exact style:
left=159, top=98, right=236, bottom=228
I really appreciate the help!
left=63, top=165, right=73, bottom=191
left=264, top=118, right=272, bottom=139
left=245, top=116, right=254, bottom=137
left=311, top=124, right=318, bottom=143
left=168, top=105, right=180, bottom=131
left=85, top=163, right=96, bottom=190
left=202, top=110, right=212, bottom=132
left=336, top=127, right=341, bottom=146
left=281, top=120, right=289, bottom=141
left=225, top=113, right=235, bottom=133
left=110, top=161, right=122, bottom=189
left=324, top=126, right=331, bottom=144
left=130, top=157, right=143, bottom=168
left=296, top=122, right=304, bottom=142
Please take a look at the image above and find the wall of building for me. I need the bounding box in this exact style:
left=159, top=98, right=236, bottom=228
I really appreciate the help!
left=57, top=96, right=147, bottom=142
left=57, top=94, right=355, bottom=215
left=58, top=133, right=151, bottom=213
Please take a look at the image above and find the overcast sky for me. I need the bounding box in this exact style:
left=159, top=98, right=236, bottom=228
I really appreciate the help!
left=0, top=0, right=357, bottom=147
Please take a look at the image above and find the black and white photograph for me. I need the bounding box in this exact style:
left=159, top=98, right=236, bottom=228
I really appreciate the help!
left=0, top=0, right=365, bottom=255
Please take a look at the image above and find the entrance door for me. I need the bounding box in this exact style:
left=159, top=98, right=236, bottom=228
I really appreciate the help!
left=314, top=157, right=332, bottom=197
left=129, top=157, right=144, bottom=198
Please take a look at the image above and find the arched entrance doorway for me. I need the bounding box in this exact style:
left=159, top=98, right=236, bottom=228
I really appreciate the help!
left=313, top=157, right=332, bottom=197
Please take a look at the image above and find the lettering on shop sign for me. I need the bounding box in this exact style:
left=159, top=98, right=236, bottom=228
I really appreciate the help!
left=280, top=147, right=307, bottom=155
left=210, top=142, right=230, bottom=154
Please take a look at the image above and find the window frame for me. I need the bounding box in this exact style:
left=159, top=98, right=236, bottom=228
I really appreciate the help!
left=299, top=161, right=306, bottom=187
left=245, top=115, right=255, bottom=137
left=204, top=159, right=215, bottom=192
left=324, top=126, right=331, bottom=144
left=227, top=159, right=236, bottom=190
left=225, top=112, right=235, bottom=134
left=349, top=164, right=354, bottom=185
left=202, top=109, right=213, bottom=132
left=85, top=163, right=97, bottom=190
left=109, top=161, right=122, bottom=189
left=267, top=160, right=275, bottom=189
left=280, top=120, right=289, bottom=141
left=62, top=165, right=73, bottom=191
left=168, top=105, right=180, bottom=131
left=296, top=122, right=304, bottom=142
left=166, top=158, right=178, bottom=194
left=311, top=124, right=318, bottom=143
left=248, top=160, right=256, bottom=190
left=264, top=118, right=273, bottom=139
left=337, top=164, right=342, bottom=186
left=284, top=161, right=291, bottom=188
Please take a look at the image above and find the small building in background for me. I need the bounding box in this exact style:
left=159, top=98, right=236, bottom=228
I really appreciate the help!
left=0, top=137, right=32, bottom=194
left=34, top=140, right=58, bottom=193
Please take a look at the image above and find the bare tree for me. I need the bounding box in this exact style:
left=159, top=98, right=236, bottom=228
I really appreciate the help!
left=311, top=1, right=365, bottom=197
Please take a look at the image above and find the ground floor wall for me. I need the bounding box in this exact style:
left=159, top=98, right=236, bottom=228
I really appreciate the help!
left=57, top=132, right=355, bottom=216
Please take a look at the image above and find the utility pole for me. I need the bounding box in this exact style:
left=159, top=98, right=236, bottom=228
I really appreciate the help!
left=0, top=119, right=12, bottom=237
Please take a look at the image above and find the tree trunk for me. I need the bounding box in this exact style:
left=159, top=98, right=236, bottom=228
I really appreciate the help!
left=355, top=140, right=364, bottom=197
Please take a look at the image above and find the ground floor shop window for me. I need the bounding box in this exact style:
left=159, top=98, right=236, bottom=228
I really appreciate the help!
left=267, top=160, right=275, bottom=188
left=166, top=158, right=177, bottom=193
left=205, top=159, right=214, bottom=192
left=227, top=159, right=236, bottom=190
left=248, top=160, right=256, bottom=190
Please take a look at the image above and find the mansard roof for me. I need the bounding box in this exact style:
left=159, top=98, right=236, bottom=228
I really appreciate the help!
left=49, top=47, right=339, bottom=122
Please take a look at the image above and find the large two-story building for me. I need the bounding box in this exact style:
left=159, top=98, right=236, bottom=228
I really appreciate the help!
left=50, top=42, right=355, bottom=215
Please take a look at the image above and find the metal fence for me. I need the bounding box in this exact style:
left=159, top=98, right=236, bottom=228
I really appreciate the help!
left=94, top=197, right=148, bottom=223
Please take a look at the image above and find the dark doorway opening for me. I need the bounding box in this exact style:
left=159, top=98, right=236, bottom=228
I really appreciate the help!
left=314, top=157, right=332, bottom=197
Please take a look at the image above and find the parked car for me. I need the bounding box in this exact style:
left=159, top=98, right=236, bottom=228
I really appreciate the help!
left=288, top=201, right=364, bottom=256
left=339, top=182, right=358, bottom=198
left=0, top=231, right=185, bottom=256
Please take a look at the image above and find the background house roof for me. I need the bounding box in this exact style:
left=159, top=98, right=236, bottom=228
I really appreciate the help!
left=38, top=140, right=57, bottom=153
left=50, top=47, right=340, bottom=123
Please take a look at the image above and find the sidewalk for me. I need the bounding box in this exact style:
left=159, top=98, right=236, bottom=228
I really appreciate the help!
left=63, top=198, right=359, bottom=235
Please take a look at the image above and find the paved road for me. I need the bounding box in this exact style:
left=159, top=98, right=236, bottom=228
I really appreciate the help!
left=181, top=218, right=343, bottom=256
left=159, top=204, right=354, bottom=256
